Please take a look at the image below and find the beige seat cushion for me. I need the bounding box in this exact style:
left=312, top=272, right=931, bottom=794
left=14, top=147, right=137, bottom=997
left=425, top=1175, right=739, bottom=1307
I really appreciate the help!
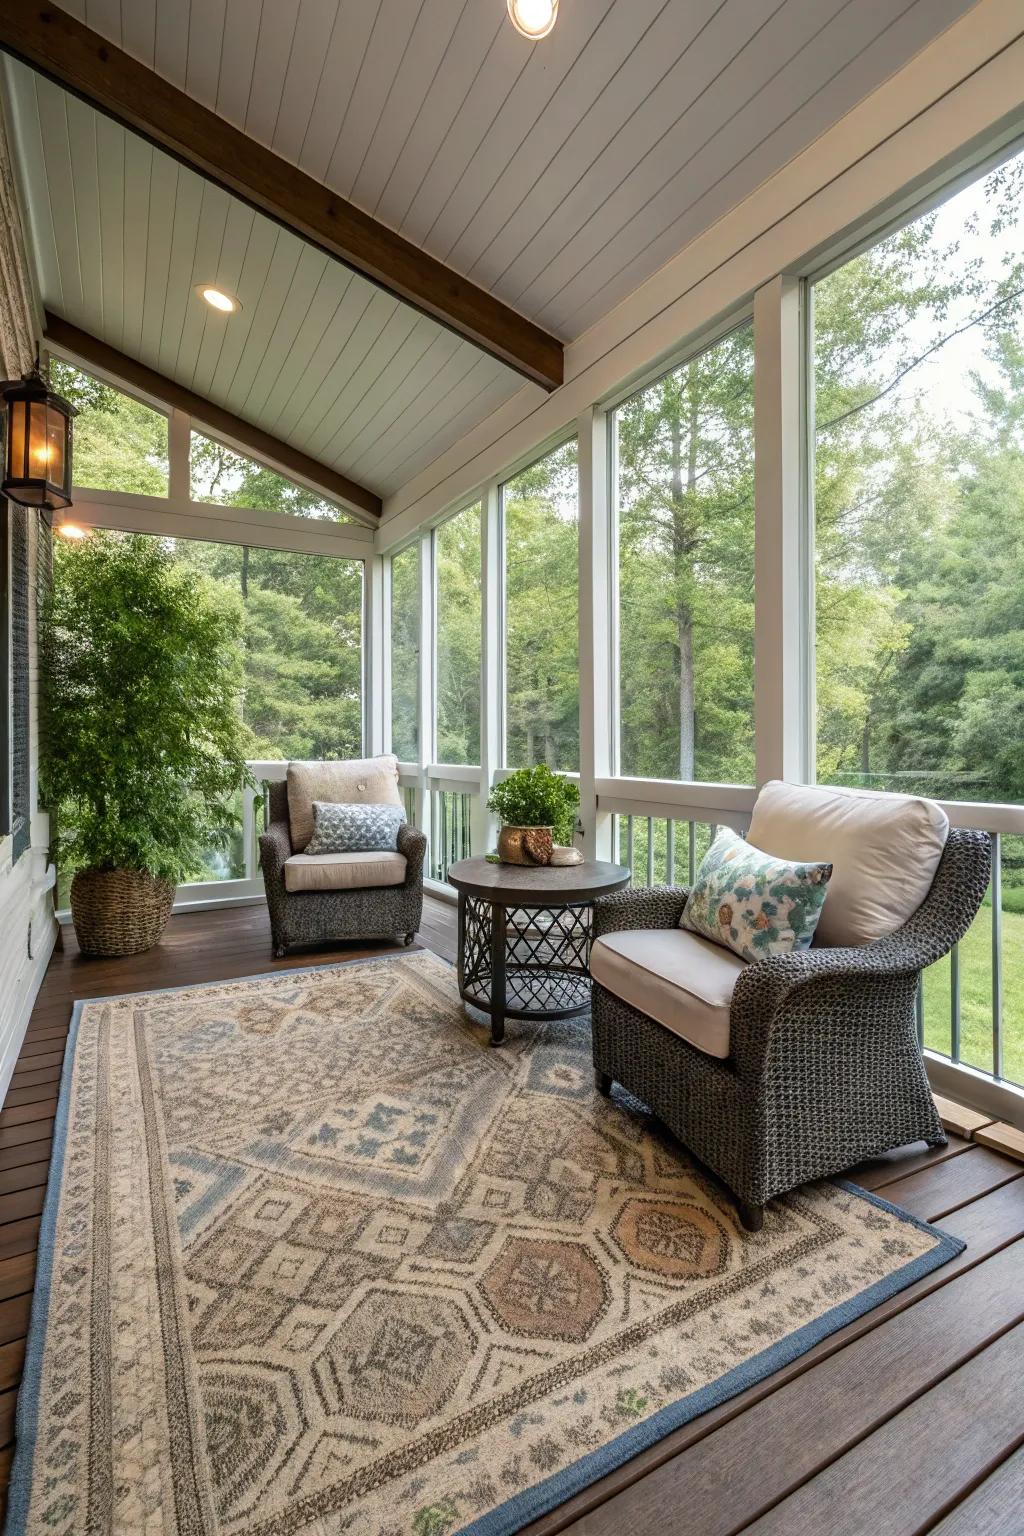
left=747, top=780, right=948, bottom=948
left=590, top=928, right=747, bottom=1059
left=283, top=851, right=407, bottom=893
left=287, top=756, right=402, bottom=852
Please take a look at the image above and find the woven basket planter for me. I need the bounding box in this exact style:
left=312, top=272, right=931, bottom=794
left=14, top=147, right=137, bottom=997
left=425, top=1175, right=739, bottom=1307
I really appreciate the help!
left=496, top=825, right=554, bottom=865
left=70, top=868, right=175, bottom=957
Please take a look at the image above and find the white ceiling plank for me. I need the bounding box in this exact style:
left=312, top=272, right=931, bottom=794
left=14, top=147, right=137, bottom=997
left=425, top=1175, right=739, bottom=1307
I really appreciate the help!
left=561, top=0, right=946, bottom=337
left=410, top=0, right=619, bottom=258
left=374, top=369, right=522, bottom=496
left=252, top=262, right=354, bottom=430
left=266, top=0, right=343, bottom=167
left=138, top=151, right=180, bottom=366
left=121, top=130, right=154, bottom=358
left=294, top=0, right=383, bottom=183
left=217, top=226, right=303, bottom=411
left=347, top=0, right=468, bottom=213
left=464, top=0, right=722, bottom=294
left=491, top=0, right=792, bottom=314
left=119, top=0, right=158, bottom=69
left=394, top=18, right=530, bottom=243
left=284, top=288, right=404, bottom=450
left=95, top=112, right=126, bottom=352
left=243, top=0, right=302, bottom=146
left=190, top=196, right=257, bottom=396
left=321, top=316, right=452, bottom=465
left=369, top=2, right=503, bottom=228
left=304, top=306, right=432, bottom=461
left=152, top=0, right=191, bottom=90
left=513, top=0, right=851, bottom=321
left=172, top=179, right=233, bottom=383
left=38, top=86, right=86, bottom=327
left=85, top=0, right=122, bottom=38
left=264, top=274, right=380, bottom=441
left=184, top=0, right=227, bottom=110
left=214, top=0, right=264, bottom=130
left=321, top=0, right=420, bottom=200
left=327, top=327, right=464, bottom=468
left=64, top=94, right=106, bottom=339
left=238, top=242, right=331, bottom=419
left=5, top=65, right=63, bottom=315
left=443, top=0, right=669, bottom=278
left=155, top=166, right=206, bottom=381
left=357, top=352, right=510, bottom=486
left=204, top=212, right=279, bottom=400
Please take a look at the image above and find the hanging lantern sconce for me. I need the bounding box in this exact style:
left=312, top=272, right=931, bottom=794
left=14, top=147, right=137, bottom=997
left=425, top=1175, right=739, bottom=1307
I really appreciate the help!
left=1, top=360, right=76, bottom=511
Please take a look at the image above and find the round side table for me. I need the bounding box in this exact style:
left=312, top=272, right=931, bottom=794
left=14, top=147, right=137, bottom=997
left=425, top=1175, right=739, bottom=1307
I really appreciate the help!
left=447, top=856, right=630, bottom=1045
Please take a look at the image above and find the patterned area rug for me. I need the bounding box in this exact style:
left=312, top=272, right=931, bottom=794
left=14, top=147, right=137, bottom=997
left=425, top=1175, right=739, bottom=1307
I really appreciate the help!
left=10, top=951, right=961, bottom=1536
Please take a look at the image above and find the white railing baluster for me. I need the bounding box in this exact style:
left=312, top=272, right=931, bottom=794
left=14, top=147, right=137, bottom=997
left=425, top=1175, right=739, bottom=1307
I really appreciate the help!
left=627, top=815, right=635, bottom=883
left=688, top=821, right=696, bottom=885
left=950, top=943, right=961, bottom=1064
left=992, top=832, right=1003, bottom=1081
left=666, top=820, right=675, bottom=885
left=646, top=817, right=655, bottom=887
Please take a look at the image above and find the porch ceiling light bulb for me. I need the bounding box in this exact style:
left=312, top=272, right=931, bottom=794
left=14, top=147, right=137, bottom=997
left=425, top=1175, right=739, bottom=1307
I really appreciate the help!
left=197, top=284, right=239, bottom=313
left=507, top=0, right=558, bottom=39
left=53, top=509, right=88, bottom=539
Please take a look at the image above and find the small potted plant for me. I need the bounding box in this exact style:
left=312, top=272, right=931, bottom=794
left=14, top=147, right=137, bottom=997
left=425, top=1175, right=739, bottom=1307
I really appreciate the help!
left=487, top=765, right=580, bottom=865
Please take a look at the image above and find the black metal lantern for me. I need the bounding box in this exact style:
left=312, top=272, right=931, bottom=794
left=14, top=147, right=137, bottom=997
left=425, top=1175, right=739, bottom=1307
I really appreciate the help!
left=1, top=363, right=76, bottom=510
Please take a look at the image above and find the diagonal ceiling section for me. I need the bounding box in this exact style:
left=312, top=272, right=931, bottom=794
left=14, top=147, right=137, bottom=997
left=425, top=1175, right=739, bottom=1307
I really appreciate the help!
left=4, top=62, right=526, bottom=499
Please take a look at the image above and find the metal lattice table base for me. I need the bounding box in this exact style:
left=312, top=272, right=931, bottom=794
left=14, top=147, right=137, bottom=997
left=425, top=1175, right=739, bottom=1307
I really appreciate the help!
left=458, top=895, right=594, bottom=1045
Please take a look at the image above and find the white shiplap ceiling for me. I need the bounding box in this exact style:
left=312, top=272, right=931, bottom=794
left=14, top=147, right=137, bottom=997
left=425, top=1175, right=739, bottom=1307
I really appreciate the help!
left=4, top=0, right=976, bottom=501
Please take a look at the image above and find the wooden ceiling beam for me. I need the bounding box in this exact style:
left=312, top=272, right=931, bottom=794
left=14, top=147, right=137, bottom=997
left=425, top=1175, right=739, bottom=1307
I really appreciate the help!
left=0, top=3, right=564, bottom=391
left=44, top=313, right=383, bottom=520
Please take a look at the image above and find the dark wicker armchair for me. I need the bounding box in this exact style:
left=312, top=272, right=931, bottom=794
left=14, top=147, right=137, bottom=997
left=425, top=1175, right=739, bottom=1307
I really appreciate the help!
left=259, top=781, right=427, bottom=957
left=591, top=828, right=990, bottom=1231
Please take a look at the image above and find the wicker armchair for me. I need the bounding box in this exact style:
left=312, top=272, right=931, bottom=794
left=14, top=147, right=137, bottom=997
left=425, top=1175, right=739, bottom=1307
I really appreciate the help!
left=591, top=828, right=990, bottom=1231
left=259, top=781, right=427, bottom=957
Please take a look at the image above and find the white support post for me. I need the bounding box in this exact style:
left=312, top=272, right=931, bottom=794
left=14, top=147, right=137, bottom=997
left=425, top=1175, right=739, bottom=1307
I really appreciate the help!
left=167, top=406, right=191, bottom=503
left=476, top=479, right=503, bottom=855
left=364, top=552, right=386, bottom=755
left=577, top=407, right=614, bottom=860
left=753, top=275, right=812, bottom=786
left=416, top=529, right=434, bottom=868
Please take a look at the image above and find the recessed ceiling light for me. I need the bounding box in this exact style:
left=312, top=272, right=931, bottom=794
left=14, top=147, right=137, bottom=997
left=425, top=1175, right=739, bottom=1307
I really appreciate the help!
left=507, top=0, right=558, bottom=40
left=196, top=284, right=240, bottom=313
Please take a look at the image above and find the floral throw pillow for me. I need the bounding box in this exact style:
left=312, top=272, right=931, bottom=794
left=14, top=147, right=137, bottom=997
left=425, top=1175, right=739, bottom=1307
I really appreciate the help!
left=305, top=801, right=406, bottom=855
left=680, top=826, right=832, bottom=962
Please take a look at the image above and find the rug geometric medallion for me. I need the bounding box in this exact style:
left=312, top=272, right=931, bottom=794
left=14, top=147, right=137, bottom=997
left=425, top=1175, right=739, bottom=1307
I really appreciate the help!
left=8, top=951, right=962, bottom=1536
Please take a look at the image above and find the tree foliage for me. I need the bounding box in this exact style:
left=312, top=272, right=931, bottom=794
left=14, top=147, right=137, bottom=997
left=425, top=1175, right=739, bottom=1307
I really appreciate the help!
left=41, top=531, right=252, bottom=883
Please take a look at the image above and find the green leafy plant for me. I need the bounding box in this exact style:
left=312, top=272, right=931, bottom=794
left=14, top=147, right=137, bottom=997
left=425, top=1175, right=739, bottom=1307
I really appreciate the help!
left=40, top=530, right=254, bottom=885
left=487, top=764, right=580, bottom=846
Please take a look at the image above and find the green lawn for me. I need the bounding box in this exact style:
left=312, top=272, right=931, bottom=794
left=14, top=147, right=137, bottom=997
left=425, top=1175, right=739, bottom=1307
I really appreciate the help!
left=923, top=900, right=1024, bottom=1088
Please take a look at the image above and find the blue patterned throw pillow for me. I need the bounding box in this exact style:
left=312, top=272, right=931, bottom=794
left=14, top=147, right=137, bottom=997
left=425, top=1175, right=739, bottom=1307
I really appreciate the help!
left=305, top=801, right=406, bottom=854
left=681, top=826, right=832, bottom=962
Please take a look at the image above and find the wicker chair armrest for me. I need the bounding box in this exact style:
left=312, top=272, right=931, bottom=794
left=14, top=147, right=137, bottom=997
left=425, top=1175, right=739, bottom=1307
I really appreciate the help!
left=729, top=826, right=991, bottom=1078
left=397, top=823, right=427, bottom=886
left=593, top=885, right=689, bottom=939
left=259, top=819, right=292, bottom=883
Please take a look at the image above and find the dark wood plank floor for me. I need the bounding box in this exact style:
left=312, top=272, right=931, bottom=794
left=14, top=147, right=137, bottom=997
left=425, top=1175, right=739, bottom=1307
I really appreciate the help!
left=0, top=899, right=1021, bottom=1535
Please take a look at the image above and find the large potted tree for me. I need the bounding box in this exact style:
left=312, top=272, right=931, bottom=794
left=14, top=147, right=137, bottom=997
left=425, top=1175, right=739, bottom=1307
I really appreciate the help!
left=41, top=530, right=253, bottom=956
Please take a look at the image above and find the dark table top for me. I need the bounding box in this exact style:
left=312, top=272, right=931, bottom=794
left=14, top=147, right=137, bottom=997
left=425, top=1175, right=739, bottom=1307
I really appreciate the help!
left=447, top=856, right=631, bottom=905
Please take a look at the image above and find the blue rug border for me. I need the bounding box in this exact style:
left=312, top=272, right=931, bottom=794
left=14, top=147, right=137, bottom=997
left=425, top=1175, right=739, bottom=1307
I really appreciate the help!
left=4, top=955, right=966, bottom=1536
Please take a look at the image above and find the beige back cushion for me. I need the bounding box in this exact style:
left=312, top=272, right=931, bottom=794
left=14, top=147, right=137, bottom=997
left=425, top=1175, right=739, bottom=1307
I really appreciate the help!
left=746, top=780, right=948, bottom=947
left=287, top=756, right=402, bottom=852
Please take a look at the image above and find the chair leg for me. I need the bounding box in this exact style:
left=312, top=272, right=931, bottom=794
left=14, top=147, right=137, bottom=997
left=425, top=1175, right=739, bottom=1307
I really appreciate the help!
left=403, top=932, right=416, bottom=947
left=595, top=1070, right=613, bottom=1096
left=273, top=944, right=287, bottom=959
left=736, top=1199, right=764, bottom=1233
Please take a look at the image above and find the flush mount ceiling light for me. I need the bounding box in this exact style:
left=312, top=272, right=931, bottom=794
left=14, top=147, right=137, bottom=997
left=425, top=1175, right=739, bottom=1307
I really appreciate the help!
left=507, top=0, right=558, bottom=39
left=196, top=284, right=241, bottom=313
